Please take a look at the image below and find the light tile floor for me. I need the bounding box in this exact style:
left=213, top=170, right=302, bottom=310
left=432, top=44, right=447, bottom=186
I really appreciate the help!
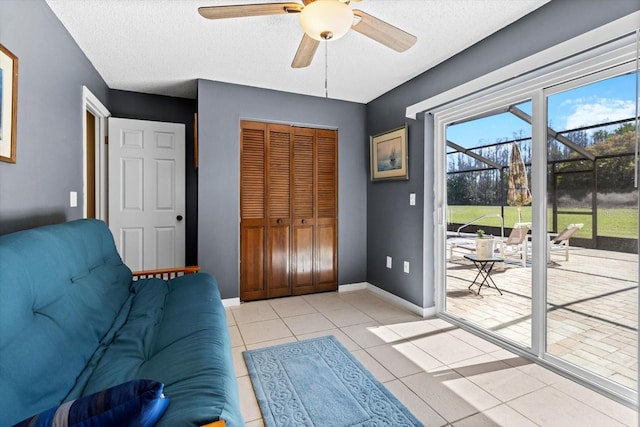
left=226, top=289, right=638, bottom=427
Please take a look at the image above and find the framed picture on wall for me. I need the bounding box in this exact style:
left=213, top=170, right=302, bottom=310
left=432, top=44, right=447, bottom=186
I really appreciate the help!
left=0, top=43, right=18, bottom=163
left=370, top=125, right=408, bottom=181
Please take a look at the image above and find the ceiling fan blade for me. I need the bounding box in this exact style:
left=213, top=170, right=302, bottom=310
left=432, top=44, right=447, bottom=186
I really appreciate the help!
left=291, top=34, right=320, bottom=68
left=352, top=10, right=416, bottom=52
left=198, top=3, right=302, bottom=19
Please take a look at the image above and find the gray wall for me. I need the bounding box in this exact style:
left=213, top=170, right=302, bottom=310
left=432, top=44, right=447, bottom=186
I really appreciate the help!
left=366, top=108, right=426, bottom=307
left=198, top=80, right=367, bottom=299
left=0, top=0, right=109, bottom=234
left=366, top=0, right=640, bottom=308
left=108, top=90, right=198, bottom=265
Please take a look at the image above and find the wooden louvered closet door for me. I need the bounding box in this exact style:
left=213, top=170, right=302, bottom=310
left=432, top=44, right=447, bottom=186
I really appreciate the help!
left=240, top=121, right=337, bottom=301
left=266, top=124, right=292, bottom=298
left=292, top=127, right=316, bottom=295
left=315, top=129, right=338, bottom=292
left=240, top=121, right=267, bottom=300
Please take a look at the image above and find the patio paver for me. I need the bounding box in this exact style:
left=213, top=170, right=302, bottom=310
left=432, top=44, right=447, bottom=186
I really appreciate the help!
left=446, top=246, right=638, bottom=390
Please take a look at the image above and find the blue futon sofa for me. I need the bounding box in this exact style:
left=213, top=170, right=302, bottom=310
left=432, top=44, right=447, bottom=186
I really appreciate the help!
left=0, top=219, right=242, bottom=426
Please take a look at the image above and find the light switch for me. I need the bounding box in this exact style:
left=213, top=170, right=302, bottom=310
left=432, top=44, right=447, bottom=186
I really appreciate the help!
left=386, top=256, right=392, bottom=269
left=70, top=191, right=78, bottom=208
left=410, top=193, right=416, bottom=206
left=404, top=261, right=410, bottom=274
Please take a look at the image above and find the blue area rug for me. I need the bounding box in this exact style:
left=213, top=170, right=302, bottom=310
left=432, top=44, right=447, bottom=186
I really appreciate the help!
left=243, top=335, right=423, bottom=427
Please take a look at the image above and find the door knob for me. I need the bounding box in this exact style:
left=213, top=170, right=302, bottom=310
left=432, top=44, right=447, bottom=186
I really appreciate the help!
left=277, top=218, right=282, bottom=225
left=301, top=219, right=306, bottom=224
left=177, top=215, right=183, bottom=221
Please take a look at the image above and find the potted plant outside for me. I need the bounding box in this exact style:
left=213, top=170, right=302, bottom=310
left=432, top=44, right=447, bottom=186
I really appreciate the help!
left=475, top=229, right=495, bottom=259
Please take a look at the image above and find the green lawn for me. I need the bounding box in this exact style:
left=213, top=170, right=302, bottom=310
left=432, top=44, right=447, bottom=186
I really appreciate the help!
left=448, top=205, right=638, bottom=239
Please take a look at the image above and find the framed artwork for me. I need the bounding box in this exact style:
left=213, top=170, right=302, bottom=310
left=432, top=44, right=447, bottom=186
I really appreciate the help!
left=0, top=43, right=18, bottom=163
left=370, top=125, right=408, bottom=181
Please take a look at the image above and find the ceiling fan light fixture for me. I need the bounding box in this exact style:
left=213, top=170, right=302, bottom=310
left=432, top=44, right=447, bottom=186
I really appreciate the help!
left=299, top=0, right=354, bottom=41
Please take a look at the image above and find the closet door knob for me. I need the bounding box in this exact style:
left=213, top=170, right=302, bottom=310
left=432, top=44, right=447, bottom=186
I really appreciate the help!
left=277, top=218, right=282, bottom=225
left=176, top=215, right=183, bottom=221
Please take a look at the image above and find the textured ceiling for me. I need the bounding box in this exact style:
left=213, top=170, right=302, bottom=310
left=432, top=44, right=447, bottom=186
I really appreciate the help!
left=45, top=0, right=551, bottom=103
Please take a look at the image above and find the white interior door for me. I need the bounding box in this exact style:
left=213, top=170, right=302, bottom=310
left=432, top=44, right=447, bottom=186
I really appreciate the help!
left=108, top=117, right=186, bottom=271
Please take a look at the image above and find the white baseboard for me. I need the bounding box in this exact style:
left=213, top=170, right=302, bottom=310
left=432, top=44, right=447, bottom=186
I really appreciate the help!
left=221, top=297, right=240, bottom=308
left=226, top=283, right=437, bottom=318
left=338, top=282, right=368, bottom=292
left=419, top=305, right=438, bottom=318
left=339, top=282, right=437, bottom=318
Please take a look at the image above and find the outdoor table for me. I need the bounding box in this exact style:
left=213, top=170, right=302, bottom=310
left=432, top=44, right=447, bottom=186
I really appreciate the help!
left=464, top=254, right=504, bottom=295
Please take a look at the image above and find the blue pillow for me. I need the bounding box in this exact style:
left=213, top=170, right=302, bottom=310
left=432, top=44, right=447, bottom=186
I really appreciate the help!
left=12, top=379, right=169, bottom=427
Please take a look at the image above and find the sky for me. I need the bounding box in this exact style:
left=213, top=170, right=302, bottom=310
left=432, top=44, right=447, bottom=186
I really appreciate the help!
left=447, top=71, right=638, bottom=150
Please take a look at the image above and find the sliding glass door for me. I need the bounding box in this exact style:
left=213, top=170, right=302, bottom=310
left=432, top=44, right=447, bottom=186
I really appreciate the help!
left=545, top=70, right=638, bottom=392
left=445, top=101, right=533, bottom=349
left=435, top=42, right=639, bottom=403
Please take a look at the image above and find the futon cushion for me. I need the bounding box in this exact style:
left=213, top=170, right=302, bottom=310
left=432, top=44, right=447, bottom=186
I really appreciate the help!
left=0, top=220, right=133, bottom=425
left=12, top=379, right=169, bottom=427
left=77, top=274, right=242, bottom=426
left=0, top=219, right=242, bottom=427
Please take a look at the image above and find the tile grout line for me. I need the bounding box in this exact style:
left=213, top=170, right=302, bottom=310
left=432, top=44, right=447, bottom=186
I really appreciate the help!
left=229, top=291, right=636, bottom=427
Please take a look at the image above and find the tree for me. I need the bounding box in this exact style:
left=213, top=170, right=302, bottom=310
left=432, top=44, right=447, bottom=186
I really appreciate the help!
left=553, top=122, right=636, bottom=201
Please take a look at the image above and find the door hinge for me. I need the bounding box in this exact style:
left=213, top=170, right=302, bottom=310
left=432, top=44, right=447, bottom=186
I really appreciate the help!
left=105, top=135, right=109, bottom=145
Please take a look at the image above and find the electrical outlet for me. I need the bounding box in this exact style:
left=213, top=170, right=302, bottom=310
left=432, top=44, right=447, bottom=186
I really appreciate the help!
left=403, top=261, right=410, bottom=274
left=410, top=193, right=416, bottom=206
left=386, top=256, right=392, bottom=269
left=70, top=191, right=78, bottom=208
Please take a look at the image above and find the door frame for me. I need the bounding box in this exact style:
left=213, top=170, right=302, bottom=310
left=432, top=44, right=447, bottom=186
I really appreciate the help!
left=82, top=86, right=110, bottom=221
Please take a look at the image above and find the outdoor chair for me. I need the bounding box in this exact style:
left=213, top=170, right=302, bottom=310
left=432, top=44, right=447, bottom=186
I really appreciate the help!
left=497, top=223, right=531, bottom=267
left=447, top=235, right=478, bottom=259
left=547, top=223, right=584, bottom=262
left=447, top=234, right=502, bottom=260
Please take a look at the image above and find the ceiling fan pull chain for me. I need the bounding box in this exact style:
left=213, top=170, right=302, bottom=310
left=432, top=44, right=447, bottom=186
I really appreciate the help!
left=325, top=40, right=328, bottom=99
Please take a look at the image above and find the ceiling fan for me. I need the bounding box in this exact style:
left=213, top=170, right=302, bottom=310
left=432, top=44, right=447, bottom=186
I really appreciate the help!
left=198, top=0, right=417, bottom=68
